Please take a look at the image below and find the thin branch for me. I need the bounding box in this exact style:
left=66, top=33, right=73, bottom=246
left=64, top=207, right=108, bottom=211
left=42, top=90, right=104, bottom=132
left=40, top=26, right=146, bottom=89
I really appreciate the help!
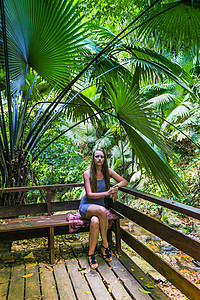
left=155, top=112, right=200, bottom=149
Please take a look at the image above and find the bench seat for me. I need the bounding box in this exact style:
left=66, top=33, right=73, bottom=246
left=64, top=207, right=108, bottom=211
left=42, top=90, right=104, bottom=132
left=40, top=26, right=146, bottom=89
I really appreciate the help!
left=0, top=209, right=123, bottom=264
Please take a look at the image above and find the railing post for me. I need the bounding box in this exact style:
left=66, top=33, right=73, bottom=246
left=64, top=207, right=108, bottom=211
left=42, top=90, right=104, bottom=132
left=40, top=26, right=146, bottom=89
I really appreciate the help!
left=46, top=189, right=51, bottom=216
left=114, top=219, right=122, bottom=254
left=49, top=226, right=55, bottom=264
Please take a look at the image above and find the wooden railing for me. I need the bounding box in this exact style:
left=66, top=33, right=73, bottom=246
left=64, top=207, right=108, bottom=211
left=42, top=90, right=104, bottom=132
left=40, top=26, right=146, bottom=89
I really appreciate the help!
left=1, top=183, right=200, bottom=299
left=116, top=187, right=200, bottom=300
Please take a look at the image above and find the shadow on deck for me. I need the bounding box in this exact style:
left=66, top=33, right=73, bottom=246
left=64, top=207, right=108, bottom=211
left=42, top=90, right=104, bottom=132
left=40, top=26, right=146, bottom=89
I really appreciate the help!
left=0, top=240, right=169, bottom=300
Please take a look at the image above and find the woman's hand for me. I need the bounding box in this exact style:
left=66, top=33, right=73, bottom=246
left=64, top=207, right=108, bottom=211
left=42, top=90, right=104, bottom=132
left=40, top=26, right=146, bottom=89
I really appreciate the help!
left=112, top=192, right=118, bottom=202
left=107, top=185, right=118, bottom=195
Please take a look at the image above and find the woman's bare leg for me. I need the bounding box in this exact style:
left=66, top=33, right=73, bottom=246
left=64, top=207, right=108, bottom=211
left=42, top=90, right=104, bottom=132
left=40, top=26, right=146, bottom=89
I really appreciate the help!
left=86, top=205, right=110, bottom=255
left=88, top=215, right=99, bottom=255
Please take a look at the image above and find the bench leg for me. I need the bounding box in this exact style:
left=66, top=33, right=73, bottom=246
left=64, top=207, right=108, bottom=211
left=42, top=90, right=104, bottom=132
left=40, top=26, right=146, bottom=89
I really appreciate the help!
left=114, top=219, right=121, bottom=254
left=48, top=226, right=55, bottom=264
left=107, top=229, right=112, bottom=244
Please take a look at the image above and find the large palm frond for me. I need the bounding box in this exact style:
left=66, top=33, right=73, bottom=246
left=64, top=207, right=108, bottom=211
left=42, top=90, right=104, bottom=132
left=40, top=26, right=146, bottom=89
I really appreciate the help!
left=123, top=45, right=192, bottom=87
left=1, top=0, right=89, bottom=89
left=138, top=1, right=200, bottom=56
left=105, top=74, right=184, bottom=194
left=121, top=120, right=183, bottom=196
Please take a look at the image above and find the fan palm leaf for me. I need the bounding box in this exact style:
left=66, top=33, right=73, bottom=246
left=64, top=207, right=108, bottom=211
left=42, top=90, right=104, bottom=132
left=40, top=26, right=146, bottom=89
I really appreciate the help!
left=105, top=74, right=185, bottom=194
left=147, top=93, right=177, bottom=108
left=138, top=1, right=200, bottom=56
left=106, top=75, right=174, bottom=155
left=1, top=0, right=89, bottom=89
left=162, top=101, right=192, bottom=128
left=121, top=120, right=183, bottom=196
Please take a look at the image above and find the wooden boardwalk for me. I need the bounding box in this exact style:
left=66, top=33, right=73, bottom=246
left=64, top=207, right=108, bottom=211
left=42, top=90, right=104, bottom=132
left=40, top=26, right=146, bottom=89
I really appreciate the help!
left=0, top=242, right=169, bottom=300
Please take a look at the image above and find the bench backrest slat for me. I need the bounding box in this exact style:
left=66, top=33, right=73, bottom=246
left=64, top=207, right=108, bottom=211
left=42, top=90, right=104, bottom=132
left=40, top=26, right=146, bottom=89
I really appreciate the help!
left=0, top=203, right=47, bottom=218
left=52, top=200, right=80, bottom=212
left=0, top=200, right=81, bottom=218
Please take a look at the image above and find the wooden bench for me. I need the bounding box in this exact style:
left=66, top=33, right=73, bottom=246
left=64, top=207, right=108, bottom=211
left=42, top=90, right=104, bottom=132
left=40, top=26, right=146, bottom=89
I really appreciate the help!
left=0, top=199, right=123, bottom=264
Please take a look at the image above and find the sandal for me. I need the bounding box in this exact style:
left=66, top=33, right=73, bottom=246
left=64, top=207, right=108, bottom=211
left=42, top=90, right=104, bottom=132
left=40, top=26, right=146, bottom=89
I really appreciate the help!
left=101, top=245, right=112, bottom=262
left=88, top=254, right=98, bottom=269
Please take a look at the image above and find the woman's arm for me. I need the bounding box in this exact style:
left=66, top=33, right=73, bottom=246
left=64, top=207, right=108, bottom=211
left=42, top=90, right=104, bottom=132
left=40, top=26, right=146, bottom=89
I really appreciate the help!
left=108, top=168, right=128, bottom=202
left=109, top=168, right=128, bottom=188
left=83, top=170, right=117, bottom=199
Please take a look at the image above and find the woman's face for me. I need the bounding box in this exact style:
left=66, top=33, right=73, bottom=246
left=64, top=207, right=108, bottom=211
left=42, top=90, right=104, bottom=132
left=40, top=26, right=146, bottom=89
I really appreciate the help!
left=94, top=150, right=105, bottom=166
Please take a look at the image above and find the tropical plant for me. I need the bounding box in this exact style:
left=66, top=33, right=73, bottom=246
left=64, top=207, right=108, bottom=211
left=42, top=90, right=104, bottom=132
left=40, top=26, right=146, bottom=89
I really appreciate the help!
left=0, top=0, right=197, bottom=206
left=138, top=0, right=200, bottom=57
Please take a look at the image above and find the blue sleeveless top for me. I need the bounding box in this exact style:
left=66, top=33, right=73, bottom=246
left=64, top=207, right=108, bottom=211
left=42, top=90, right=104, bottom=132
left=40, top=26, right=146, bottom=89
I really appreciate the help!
left=79, top=176, right=106, bottom=218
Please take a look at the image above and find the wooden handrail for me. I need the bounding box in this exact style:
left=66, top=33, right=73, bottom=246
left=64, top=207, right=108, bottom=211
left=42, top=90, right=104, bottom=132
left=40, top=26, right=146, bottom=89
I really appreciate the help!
left=0, top=183, right=84, bottom=193
left=1, top=183, right=200, bottom=219
left=119, top=186, right=200, bottom=220
left=114, top=201, right=200, bottom=261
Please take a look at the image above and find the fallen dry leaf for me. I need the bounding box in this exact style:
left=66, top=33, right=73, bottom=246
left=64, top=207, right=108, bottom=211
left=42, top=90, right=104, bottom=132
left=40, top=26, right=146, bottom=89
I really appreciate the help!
left=22, top=273, right=34, bottom=278
left=78, top=267, right=86, bottom=271
left=4, top=258, right=15, bottom=263
left=24, top=252, right=35, bottom=260
left=0, top=280, right=9, bottom=284
left=45, top=265, right=53, bottom=271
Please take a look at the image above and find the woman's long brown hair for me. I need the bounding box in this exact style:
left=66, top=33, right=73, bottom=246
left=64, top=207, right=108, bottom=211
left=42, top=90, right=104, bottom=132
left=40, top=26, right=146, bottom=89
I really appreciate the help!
left=90, top=149, right=110, bottom=193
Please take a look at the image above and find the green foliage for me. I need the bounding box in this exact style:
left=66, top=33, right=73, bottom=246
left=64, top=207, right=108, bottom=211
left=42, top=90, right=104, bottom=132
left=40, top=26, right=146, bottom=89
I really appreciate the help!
left=1, top=0, right=199, bottom=207
left=79, top=0, right=140, bottom=32
left=3, top=0, right=89, bottom=89
left=138, top=1, right=200, bottom=57
left=33, top=126, right=87, bottom=186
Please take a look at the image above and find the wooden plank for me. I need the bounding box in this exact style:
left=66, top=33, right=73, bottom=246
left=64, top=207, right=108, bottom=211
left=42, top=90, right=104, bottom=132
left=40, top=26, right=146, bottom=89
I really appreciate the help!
left=8, top=265, right=25, bottom=300
left=0, top=200, right=80, bottom=219
left=52, top=200, right=80, bottom=212
left=119, top=186, right=200, bottom=220
left=121, top=227, right=200, bottom=300
left=39, top=263, right=58, bottom=300
left=53, top=261, right=76, bottom=300
left=114, top=201, right=200, bottom=262
left=66, top=259, right=94, bottom=300
left=25, top=264, right=40, bottom=299
left=108, top=255, right=152, bottom=300
left=0, top=228, right=49, bottom=242
left=0, top=183, right=84, bottom=193
left=0, top=266, right=11, bottom=300
left=118, top=252, right=170, bottom=300
left=0, top=203, right=47, bottom=218
left=97, top=256, right=132, bottom=300
left=78, top=255, right=112, bottom=300
left=0, top=217, right=70, bottom=232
